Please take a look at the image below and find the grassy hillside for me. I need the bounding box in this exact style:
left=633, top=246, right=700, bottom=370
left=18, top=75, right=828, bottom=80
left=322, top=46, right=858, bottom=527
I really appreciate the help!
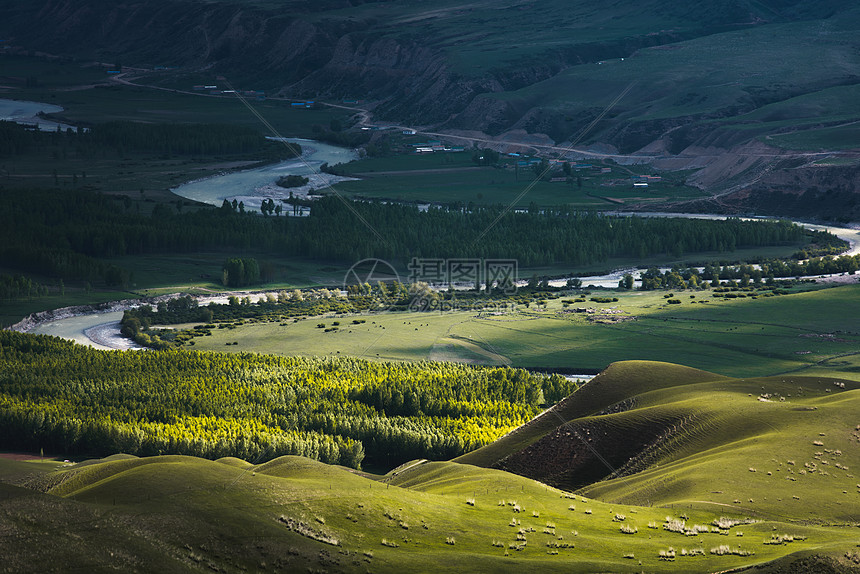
left=578, top=376, right=860, bottom=517
left=2, top=451, right=859, bottom=573
left=452, top=360, right=860, bottom=529
left=455, top=361, right=726, bottom=468
left=476, top=7, right=860, bottom=148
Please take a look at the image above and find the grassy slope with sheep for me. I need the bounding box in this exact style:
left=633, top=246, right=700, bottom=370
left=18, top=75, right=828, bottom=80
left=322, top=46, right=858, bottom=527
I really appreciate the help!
left=458, top=361, right=860, bottom=525
left=2, top=451, right=857, bottom=573
left=2, top=360, right=859, bottom=572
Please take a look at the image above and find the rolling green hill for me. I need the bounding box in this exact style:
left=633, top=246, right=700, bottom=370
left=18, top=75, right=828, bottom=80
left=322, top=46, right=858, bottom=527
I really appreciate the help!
left=0, top=447, right=855, bottom=572
left=455, top=361, right=728, bottom=468
left=2, top=359, right=860, bottom=572
left=456, top=360, right=860, bottom=527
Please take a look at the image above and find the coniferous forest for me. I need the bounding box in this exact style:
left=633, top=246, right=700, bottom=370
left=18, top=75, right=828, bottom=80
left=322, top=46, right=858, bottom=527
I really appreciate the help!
left=0, top=330, right=573, bottom=468
left=0, top=183, right=827, bottom=287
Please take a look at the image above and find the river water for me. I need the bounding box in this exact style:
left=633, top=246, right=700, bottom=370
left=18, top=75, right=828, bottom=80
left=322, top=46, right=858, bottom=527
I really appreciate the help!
left=0, top=98, right=78, bottom=131
left=27, top=311, right=139, bottom=350
left=170, top=137, right=358, bottom=212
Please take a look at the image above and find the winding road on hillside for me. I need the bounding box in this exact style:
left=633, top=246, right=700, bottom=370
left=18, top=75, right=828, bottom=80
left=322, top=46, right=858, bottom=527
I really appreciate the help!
left=107, top=70, right=850, bottom=175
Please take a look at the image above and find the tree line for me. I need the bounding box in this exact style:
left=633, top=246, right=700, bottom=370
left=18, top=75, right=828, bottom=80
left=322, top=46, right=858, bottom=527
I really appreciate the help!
left=0, top=119, right=295, bottom=158
left=0, top=274, right=50, bottom=301
left=635, top=255, right=860, bottom=290
left=0, top=331, right=575, bottom=468
left=0, top=185, right=834, bottom=287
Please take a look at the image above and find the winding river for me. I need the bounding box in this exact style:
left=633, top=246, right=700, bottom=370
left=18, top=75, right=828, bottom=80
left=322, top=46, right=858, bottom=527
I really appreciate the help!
left=0, top=98, right=78, bottom=131
left=24, top=212, right=859, bottom=348
left=11, top=125, right=860, bottom=348
left=170, top=138, right=358, bottom=212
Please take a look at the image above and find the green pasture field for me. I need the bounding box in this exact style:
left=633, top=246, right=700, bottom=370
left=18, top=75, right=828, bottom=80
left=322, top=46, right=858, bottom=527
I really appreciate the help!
left=0, top=54, right=108, bottom=89
left=336, top=166, right=607, bottom=208
left=334, top=151, right=477, bottom=172
left=332, top=155, right=705, bottom=208
left=3, top=80, right=351, bottom=137
left=182, top=282, right=860, bottom=380
left=1, top=451, right=855, bottom=573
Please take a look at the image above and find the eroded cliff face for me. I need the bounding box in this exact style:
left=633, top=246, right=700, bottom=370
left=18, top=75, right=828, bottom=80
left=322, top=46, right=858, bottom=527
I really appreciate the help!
left=7, top=0, right=856, bottom=173
left=286, top=34, right=465, bottom=125
left=24, top=0, right=345, bottom=81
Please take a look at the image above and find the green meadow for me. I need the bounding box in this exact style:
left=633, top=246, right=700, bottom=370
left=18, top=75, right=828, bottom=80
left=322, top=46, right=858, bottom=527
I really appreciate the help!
left=330, top=153, right=705, bottom=208
left=183, top=283, right=860, bottom=380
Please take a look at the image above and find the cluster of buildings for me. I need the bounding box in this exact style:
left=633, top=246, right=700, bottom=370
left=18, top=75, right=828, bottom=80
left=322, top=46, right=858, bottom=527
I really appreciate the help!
left=191, top=85, right=266, bottom=99
left=412, top=140, right=466, bottom=154
left=631, top=174, right=662, bottom=188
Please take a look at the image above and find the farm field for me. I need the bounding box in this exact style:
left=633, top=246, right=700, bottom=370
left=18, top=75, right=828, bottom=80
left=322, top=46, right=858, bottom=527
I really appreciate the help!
left=183, top=283, right=860, bottom=380
left=331, top=152, right=705, bottom=208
